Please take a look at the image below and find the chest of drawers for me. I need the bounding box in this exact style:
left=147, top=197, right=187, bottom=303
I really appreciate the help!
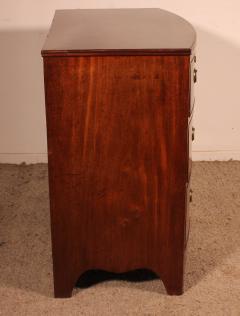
left=42, top=8, right=196, bottom=297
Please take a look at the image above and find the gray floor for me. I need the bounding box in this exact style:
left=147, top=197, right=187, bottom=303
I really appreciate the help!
left=0, top=162, right=239, bottom=315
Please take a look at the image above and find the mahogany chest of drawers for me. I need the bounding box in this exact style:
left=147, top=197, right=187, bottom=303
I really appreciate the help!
left=42, top=8, right=197, bottom=297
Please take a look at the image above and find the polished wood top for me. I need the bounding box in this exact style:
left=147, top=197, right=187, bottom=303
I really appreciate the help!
left=42, top=8, right=196, bottom=56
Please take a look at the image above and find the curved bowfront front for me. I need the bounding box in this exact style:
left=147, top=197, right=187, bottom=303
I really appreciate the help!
left=42, top=8, right=196, bottom=56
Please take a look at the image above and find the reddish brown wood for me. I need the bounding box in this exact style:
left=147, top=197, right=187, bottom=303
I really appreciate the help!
left=41, top=8, right=196, bottom=57
left=42, top=9, right=196, bottom=298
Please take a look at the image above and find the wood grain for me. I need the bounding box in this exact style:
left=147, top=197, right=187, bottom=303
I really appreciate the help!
left=43, top=55, right=191, bottom=297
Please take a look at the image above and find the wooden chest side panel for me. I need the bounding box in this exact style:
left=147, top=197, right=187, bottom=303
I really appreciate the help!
left=43, top=55, right=190, bottom=292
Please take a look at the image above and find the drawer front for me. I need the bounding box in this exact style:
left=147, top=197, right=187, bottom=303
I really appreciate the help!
left=185, top=181, right=192, bottom=248
left=190, top=56, right=197, bottom=115
left=186, top=55, right=195, bottom=248
left=188, top=113, right=194, bottom=181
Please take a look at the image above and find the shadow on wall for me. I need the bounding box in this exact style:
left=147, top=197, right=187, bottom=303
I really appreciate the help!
left=0, top=29, right=48, bottom=157
left=0, top=27, right=240, bottom=157
left=193, top=26, right=240, bottom=152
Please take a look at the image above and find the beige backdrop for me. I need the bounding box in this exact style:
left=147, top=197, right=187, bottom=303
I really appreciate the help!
left=0, top=0, right=240, bottom=163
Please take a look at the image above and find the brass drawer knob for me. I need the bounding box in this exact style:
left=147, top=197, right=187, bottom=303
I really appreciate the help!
left=192, top=127, right=195, bottom=141
left=193, top=69, right=197, bottom=83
